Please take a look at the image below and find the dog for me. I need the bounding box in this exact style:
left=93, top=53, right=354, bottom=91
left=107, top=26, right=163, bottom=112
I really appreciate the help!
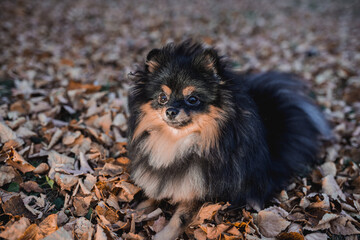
left=127, top=40, right=331, bottom=239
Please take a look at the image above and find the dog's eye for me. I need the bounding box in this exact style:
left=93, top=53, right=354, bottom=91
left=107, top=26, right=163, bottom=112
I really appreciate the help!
left=185, top=96, right=200, bottom=106
left=158, top=92, right=168, bottom=105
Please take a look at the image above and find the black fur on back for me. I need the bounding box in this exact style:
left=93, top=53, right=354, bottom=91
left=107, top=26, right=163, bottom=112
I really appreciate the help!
left=127, top=41, right=331, bottom=207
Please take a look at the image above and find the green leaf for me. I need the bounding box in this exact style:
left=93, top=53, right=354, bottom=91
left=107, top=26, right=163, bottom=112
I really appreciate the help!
left=45, top=176, right=55, bottom=189
left=7, top=182, right=19, bottom=192
left=54, top=197, right=65, bottom=210
left=85, top=208, right=93, bottom=220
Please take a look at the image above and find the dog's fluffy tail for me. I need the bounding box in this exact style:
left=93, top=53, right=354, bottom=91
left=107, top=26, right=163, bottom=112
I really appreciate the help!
left=245, top=72, right=332, bottom=192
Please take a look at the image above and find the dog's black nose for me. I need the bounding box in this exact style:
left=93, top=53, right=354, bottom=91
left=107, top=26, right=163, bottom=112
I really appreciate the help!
left=166, top=108, right=179, bottom=120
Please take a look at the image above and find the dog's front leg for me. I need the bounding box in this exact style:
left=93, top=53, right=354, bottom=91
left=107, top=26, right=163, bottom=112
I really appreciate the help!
left=154, top=201, right=201, bottom=240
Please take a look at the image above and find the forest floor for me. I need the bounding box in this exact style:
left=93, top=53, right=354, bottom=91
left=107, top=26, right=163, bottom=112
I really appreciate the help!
left=0, top=0, right=360, bottom=239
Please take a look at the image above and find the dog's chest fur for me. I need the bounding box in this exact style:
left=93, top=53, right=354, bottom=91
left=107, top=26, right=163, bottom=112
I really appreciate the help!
left=132, top=130, right=206, bottom=202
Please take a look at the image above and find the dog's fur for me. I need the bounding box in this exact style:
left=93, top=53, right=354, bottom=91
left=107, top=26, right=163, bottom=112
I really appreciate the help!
left=127, top=41, right=331, bottom=239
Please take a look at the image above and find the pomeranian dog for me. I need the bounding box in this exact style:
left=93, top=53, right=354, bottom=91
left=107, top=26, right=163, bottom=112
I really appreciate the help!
left=127, top=40, right=331, bottom=239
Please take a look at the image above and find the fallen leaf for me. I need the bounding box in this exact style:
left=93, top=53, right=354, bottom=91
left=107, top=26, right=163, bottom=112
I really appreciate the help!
left=33, top=163, right=50, bottom=174
left=330, top=216, right=360, bottom=235
left=192, top=203, right=222, bottom=226
left=73, top=195, right=93, bottom=216
left=322, top=175, right=346, bottom=201
left=46, top=128, right=63, bottom=149
left=202, top=223, right=230, bottom=239
left=62, top=131, right=81, bottom=145
left=67, top=80, right=101, bottom=93
left=257, top=207, right=290, bottom=237
left=99, top=163, right=123, bottom=176
left=42, top=227, right=74, bottom=240
left=0, top=217, right=30, bottom=240
left=2, top=195, right=37, bottom=219
left=277, top=232, right=304, bottom=240
left=6, top=148, right=35, bottom=173
left=305, top=232, right=328, bottom=240
left=54, top=173, right=79, bottom=191
left=74, top=217, right=94, bottom=240
left=0, top=121, right=21, bottom=143
left=94, top=225, right=108, bottom=240
left=37, top=214, right=58, bottom=238
left=20, top=181, right=44, bottom=193
left=0, top=165, right=17, bottom=187
left=193, top=228, right=207, bottom=240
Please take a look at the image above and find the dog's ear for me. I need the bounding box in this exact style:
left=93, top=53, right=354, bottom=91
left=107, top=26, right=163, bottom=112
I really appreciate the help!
left=197, top=48, right=221, bottom=76
left=146, top=48, right=161, bottom=73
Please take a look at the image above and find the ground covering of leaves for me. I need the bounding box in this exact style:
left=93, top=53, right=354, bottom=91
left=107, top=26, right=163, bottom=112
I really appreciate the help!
left=0, top=0, right=359, bottom=239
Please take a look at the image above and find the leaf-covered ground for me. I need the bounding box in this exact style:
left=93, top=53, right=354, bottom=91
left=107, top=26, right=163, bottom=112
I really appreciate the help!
left=0, top=0, right=360, bottom=239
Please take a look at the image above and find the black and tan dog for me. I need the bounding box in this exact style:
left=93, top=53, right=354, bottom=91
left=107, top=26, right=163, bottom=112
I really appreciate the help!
left=127, top=41, right=331, bottom=239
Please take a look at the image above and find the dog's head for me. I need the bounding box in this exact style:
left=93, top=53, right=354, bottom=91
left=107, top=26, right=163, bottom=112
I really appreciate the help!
left=130, top=41, right=231, bottom=156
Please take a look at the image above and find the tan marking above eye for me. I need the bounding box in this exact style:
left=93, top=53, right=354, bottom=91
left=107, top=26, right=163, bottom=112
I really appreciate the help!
left=182, top=86, right=196, bottom=96
left=161, top=85, right=172, bottom=96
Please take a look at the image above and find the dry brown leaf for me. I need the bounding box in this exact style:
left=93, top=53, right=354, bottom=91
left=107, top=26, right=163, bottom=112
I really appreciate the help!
left=99, top=162, right=123, bottom=176
left=277, top=232, right=304, bottom=240
left=116, top=181, right=141, bottom=202
left=121, top=232, right=144, bottom=240
left=42, top=227, right=74, bottom=240
left=0, top=165, right=17, bottom=187
left=10, top=100, right=30, bottom=115
left=18, top=214, right=58, bottom=240
left=79, top=152, right=94, bottom=174
left=0, top=121, right=20, bottom=143
left=94, top=225, right=108, bottom=240
left=191, top=203, right=222, bottom=226
left=67, top=80, right=101, bottom=93
left=202, top=223, right=230, bottom=239
left=305, top=233, right=328, bottom=240
left=82, top=174, right=97, bottom=192
left=74, top=217, right=94, bottom=240
left=16, top=126, right=37, bottom=138
left=48, top=150, right=75, bottom=178
left=71, top=137, right=92, bottom=155
left=29, top=100, right=52, bottom=113
left=0, top=217, right=30, bottom=240
left=73, top=195, right=92, bottom=216
left=226, top=226, right=241, bottom=236
left=33, top=163, right=50, bottom=174
left=94, top=112, right=112, bottom=135
left=193, top=228, right=207, bottom=240
left=19, top=224, right=39, bottom=240
left=46, top=128, right=63, bottom=149
left=2, top=195, right=37, bottom=219
left=257, top=207, right=290, bottom=237
left=330, top=216, right=360, bottom=235
left=54, top=173, right=79, bottom=191
left=6, top=117, right=26, bottom=129
left=113, top=113, right=127, bottom=131
left=106, top=193, right=121, bottom=210
left=322, top=175, right=346, bottom=201
left=62, top=131, right=81, bottom=145
left=37, top=214, right=58, bottom=238
left=20, top=181, right=44, bottom=193
left=6, top=148, right=35, bottom=173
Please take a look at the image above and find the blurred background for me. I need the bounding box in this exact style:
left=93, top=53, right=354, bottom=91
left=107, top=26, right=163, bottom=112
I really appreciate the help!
left=1, top=0, right=359, bottom=86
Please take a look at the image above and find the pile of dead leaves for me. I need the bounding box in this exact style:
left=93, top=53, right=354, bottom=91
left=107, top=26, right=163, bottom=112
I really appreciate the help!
left=0, top=0, right=359, bottom=239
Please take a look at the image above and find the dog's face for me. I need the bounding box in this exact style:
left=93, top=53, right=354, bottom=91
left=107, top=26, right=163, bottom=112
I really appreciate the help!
left=130, top=43, right=230, bottom=168
left=140, top=44, right=225, bottom=127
